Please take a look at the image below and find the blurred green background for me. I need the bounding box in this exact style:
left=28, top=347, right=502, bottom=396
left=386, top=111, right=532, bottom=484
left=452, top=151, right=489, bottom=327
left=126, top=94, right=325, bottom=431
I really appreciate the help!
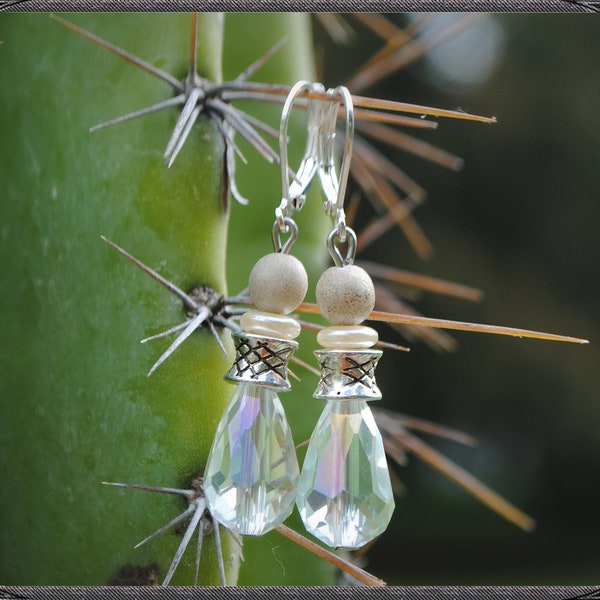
left=311, top=14, right=600, bottom=585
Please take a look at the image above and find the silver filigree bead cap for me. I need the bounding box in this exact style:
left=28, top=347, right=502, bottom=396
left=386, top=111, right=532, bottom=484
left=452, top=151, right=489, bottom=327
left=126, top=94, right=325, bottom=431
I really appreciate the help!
left=313, top=349, right=383, bottom=400
left=225, top=332, right=298, bottom=391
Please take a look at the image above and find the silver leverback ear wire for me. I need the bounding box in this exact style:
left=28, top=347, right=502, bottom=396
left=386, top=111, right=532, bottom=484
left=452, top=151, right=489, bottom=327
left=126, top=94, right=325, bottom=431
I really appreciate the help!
left=277, top=80, right=326, bottom=232
left=318, top=85, right=354, bottom=246
left=276, top=82, right=355, bottom=265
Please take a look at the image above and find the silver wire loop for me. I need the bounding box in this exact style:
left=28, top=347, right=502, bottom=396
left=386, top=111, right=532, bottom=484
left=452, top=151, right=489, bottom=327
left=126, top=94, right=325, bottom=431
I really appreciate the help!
left=327, top=225, right=357, bottom=267
left=279, top=81, right=326, bottom=220
left=273, top=216, right=299, bottom=254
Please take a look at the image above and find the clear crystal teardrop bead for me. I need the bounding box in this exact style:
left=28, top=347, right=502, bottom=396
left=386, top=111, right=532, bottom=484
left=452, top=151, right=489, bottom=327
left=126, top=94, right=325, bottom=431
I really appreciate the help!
left=296, top=399, right=394, bottom=549
left=204, top=383, right=299, bottom=536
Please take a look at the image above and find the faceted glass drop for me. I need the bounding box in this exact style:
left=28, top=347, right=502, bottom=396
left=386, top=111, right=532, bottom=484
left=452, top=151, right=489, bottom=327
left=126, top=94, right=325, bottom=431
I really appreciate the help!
left=296, top=399, right=394, bottom=549
left=204, top=383, right=299, bottom=536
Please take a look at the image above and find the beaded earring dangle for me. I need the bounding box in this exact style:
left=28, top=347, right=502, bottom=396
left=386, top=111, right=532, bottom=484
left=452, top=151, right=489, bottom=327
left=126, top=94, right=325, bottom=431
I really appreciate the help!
left=295, top=86, right=395, bottom=549
left=202, top=83, right=324, bottom=537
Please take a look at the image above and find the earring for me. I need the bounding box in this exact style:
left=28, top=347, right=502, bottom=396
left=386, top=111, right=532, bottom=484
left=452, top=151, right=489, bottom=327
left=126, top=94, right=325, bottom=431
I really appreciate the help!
left=203, top=216, right=307, bottom=536
left=202, top=83, right=322, bottom=537
left=296, top=86, right=395, bottom=549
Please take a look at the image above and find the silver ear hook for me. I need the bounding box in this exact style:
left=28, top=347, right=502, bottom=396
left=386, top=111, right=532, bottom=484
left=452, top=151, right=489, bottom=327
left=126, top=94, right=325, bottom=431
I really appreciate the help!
left=317, top=85, right=354, bottom=244
left=278, top=80, right=327, bottom=228
left=275, top=82, right=355, bottom=260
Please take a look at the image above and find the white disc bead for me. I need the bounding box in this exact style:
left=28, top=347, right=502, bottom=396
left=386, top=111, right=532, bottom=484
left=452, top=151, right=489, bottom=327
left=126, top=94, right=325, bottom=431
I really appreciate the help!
left=249, top=252, right=308, bottom=315
left=317, top=325, right=378, bottom=349
left=240, top=310, right=301, bottom=340
left=316, top=265, right=375, bottom=326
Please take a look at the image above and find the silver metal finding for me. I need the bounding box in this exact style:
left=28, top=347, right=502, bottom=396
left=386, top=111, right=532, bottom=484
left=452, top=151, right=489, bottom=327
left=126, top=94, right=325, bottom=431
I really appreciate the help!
left=327, top=225, right=357, bottom=266
left=276, top=81, right=355, bottom=252
left=313, top=349, right=382, bottom=401
left=225, top=332, right=299, bottom=392
left=318, top=85, right=354, bottom=243
left=272, top=216, right=299, bottom=254
left=279, top=80, right=327, bottom=219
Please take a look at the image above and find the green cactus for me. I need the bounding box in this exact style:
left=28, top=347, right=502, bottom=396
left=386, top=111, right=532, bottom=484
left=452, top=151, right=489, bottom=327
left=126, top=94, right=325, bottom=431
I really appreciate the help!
left=0, top=13, right=334, bottom=586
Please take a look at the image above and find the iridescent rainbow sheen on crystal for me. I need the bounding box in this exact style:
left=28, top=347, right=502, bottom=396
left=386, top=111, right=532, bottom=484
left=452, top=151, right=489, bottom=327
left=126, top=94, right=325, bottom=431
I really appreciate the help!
left=204, top=383, right=299, bottom=536
left=296, top=398, right=394, bottom=548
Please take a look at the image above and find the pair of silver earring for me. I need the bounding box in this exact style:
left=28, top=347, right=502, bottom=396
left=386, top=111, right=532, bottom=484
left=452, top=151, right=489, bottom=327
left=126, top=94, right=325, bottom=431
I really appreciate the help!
left=203, top=82, right=395, bottom=550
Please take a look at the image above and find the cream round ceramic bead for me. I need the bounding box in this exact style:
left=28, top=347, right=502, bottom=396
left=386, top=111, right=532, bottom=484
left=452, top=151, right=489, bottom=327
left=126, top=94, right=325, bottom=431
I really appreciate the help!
left=240, top=310, right=302, bottom=340
left=317, top=325, right=378, bottom=349
left=249, top=252, right=308, bottom=315
left=316, top=265, right=375, bottom=325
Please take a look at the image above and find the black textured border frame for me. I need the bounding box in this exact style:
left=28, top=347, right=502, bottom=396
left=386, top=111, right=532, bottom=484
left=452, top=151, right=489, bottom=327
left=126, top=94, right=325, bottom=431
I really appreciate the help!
left=1, top=3, right=598, bottom=599
left=0, top=0, right=599, bottom=12
left=1, top=587, right=600, bottom=599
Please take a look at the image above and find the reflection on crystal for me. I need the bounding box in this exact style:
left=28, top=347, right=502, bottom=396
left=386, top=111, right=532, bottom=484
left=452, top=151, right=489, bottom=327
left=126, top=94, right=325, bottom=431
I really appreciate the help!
left=204, top=384, right=299, bottom=536
left=296, top=399, right=394, bottom=549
